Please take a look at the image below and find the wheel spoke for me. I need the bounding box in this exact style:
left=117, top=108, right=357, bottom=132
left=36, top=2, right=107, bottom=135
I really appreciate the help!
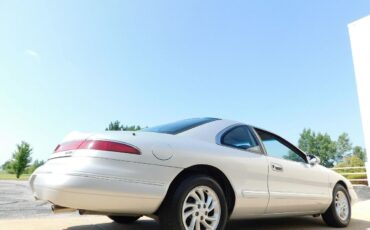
left=205, top=215, right=219, bottom=222
left=189, top=191, right=202, bottom=203
left=201, top=219, right=213, bottom=229
left=184, top=209, right=195, bottom=220
left=184, top=203, right=197, bottom=210
left=208, top=200, right=218, bottom=211
left=195, top=219, right=201, bottom=230
left=188, top=216, right=197, bottom=230
left=206, top=195, right=213, bottom=208
left=197, top=188, right=206, bottom=203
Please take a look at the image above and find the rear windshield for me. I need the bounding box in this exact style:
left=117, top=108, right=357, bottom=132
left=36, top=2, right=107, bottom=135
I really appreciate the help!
left=142, top=118, right=219, bottom=135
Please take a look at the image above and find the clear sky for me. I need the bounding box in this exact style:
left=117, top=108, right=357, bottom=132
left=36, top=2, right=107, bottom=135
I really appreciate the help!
left=1, top=1, right=369, bottom=165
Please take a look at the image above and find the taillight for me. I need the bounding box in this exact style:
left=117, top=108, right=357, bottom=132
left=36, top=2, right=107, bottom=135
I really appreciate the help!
left=54, top=140, right=140, bottom=155
left=80, top=140, right=140, bottom=154
left=54, top=141, right=84, bottom=153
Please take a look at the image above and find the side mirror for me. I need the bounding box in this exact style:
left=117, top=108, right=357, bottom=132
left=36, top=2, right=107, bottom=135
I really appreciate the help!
left=307, top=154, right=320, bottom=166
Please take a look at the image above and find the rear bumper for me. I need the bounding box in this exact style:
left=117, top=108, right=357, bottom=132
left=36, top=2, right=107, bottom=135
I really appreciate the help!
left=29, top=155, right=181, bottom=214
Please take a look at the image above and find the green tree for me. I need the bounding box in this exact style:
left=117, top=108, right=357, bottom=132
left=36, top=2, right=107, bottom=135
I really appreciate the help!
left=298, top=129, right=316, bottom=154
left=315, top=133, right=337, bottom=168
left=337, top=155, right=365, bottom=167
left=105, top=121, right=141, bottom=131
left=298, top=129, right=337, bottom=167
left=284, top=150, right=304, bottom=162
left=353, top=146, right=367, bottom=162
left=336, top=133, right=352, bottom=161
left=9, top=141, right=33, bottom=178
left=2, top=160, right=14, bottom=173
left=121, top=125, right=141, bottom=131
left=106, top=120, right=123, bottom=131
left=297, top=129, right=367, bottom=168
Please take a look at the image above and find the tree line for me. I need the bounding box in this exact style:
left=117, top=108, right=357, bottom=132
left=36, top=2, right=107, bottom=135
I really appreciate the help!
left=105, top=120, right=142, bottom=131
left=298, top=129, right=366, bottom=168
left=1, top=121, right=366, bottom=179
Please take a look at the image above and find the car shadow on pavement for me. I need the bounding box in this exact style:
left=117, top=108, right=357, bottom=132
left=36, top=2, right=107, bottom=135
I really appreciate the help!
left=65, top=217, right=370, bottom=230
left=227, top=217, right=370, bottom=230
left=66, top=219, right=160, bottom=230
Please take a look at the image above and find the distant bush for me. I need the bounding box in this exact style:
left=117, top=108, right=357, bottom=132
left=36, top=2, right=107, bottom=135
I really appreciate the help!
left=25, top=160, right=45, bottom=174
left=334, top=155, right=367, bottom=185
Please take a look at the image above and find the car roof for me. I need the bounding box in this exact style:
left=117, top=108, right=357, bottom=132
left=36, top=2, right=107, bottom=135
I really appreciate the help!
left=177, top=119, right=241, bottom=143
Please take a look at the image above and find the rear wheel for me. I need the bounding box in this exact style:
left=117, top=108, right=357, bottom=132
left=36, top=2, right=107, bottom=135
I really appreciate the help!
left=108, top=215, right=141, bottom=224
left=159, top=175, right=229, bottom=230
left=322, top=184, right=351, bottom=227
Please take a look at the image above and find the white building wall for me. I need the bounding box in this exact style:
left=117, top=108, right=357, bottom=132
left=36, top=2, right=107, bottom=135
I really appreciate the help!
left=348, top=15, right=370, bottom=186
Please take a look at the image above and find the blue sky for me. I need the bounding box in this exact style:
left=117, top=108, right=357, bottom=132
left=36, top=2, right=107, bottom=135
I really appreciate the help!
left=1, top=0, right=369, bottom=165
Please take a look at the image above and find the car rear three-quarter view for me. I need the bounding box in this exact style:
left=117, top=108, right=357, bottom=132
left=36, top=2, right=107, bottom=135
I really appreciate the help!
left=29, top=118, right=358, bottom=230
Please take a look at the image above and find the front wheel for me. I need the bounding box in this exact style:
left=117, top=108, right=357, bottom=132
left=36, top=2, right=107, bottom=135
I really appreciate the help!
left=159, top=175, right=229, bottom=230
left=322, top=184, right=351, bottom=227
left=108, top=215, right=141, bottom=224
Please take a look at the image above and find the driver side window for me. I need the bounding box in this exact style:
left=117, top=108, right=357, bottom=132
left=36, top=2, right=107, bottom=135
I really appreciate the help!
left=221, top=126, right=261, bottom=153
left=255, top=129, right=306, bottom=163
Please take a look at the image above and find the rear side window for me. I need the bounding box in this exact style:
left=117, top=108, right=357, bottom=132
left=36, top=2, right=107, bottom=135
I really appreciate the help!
left=221, top=126, right=261, bottom=152
left=143, top=117, right=220, bottom=135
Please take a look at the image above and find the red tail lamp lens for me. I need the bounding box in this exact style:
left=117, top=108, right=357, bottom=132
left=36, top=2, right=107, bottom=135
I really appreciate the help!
left=80, top=140, right=140, bottom=154
left=54, top=140, right=140, bottom=155
left=54, top=140, right=84, bottom=153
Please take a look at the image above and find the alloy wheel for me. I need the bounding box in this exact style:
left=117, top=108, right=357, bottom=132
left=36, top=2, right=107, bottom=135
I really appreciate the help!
left=335, top=190, right=349, bottom=221
left=182, top=185, right=221, bottom=230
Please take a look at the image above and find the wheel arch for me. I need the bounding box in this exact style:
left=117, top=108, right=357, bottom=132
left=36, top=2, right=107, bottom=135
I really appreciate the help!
left=158, top=164, right=236, bottom=215
left=335, top=180, right=351, bottom=201
left=336, top=180, right=348, bottom=190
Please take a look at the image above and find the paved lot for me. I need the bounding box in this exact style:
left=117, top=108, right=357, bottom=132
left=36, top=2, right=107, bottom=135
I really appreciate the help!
left=0, top=180, right=76, bottom=219
left=0, top=180, right=369, bottom=230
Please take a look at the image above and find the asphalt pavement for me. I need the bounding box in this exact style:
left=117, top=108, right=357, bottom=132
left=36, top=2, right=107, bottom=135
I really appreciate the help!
left=0, top=180, right=77, bottom=219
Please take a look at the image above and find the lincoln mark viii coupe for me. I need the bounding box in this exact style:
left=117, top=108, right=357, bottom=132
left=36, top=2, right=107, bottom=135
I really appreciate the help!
left=30, top=118, right=357, bottom=230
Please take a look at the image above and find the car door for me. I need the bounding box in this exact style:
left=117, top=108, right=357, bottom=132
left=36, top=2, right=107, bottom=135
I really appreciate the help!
left=219, top=125, right=270, bottom=216
left=254, top=128, right=330, bottom=214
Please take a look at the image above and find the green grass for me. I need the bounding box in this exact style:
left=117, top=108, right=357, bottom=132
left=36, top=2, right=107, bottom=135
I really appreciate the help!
left=0, top=171, right=30, bottom=180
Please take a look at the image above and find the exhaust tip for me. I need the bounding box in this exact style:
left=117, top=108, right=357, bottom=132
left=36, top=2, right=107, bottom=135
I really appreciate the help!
left=51, top=205, right=76, bottom=214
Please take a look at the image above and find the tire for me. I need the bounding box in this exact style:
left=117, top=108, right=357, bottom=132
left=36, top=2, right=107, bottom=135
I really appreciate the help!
left=322, top=184, right=351, bottom=228
left=108, top=215, right=141, bottom=224
left=159, top=175, right=229, bottom=230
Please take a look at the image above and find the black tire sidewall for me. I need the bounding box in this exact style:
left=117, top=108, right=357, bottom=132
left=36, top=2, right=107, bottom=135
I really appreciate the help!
left=162, top=175, right=229, bottom=230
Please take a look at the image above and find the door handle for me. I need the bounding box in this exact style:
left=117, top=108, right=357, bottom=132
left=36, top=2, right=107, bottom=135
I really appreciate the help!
left=271, top=163, right=283, bottom=172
